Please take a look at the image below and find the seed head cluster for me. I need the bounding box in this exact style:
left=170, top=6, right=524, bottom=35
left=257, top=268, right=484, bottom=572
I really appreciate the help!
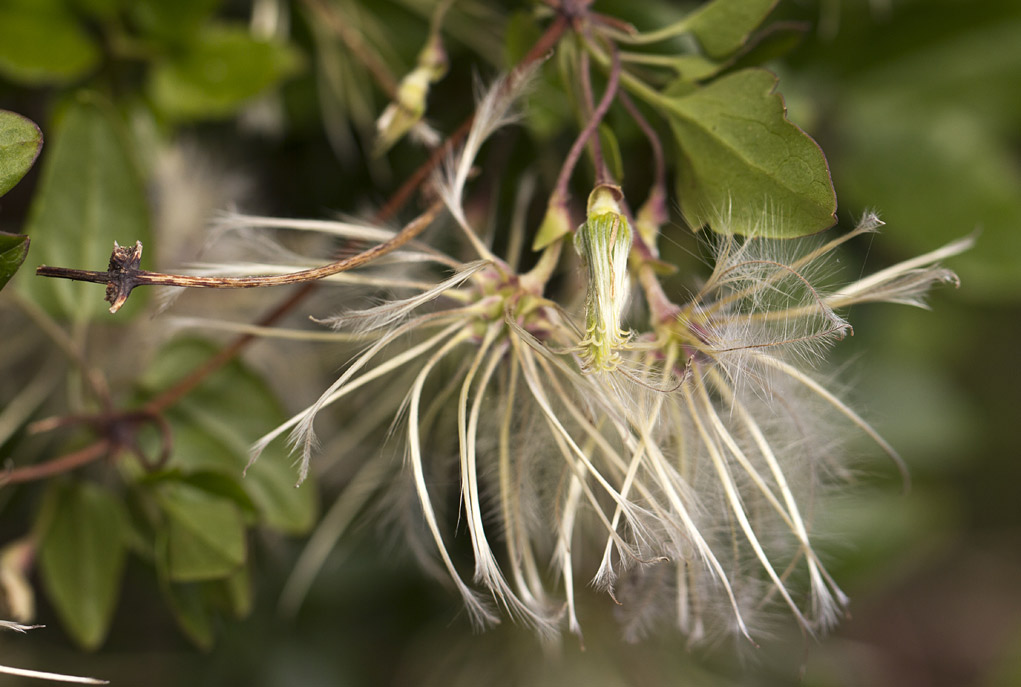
left=191, top=75, right=972, bottom=644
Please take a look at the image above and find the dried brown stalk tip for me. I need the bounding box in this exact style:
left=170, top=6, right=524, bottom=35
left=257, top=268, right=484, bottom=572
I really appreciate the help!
left=105, top=240, right=144, bottom=313
left=34, top=240, right=145, bottom=314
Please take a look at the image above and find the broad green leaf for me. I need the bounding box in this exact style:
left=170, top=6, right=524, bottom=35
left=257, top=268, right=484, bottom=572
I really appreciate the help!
left=660, top=54, right=724, bottom=82
left=159, top=569, right=250, bottom=648
left=149, top=26, right=303, bottom=121
left=664, top=68, right=836, bottom=237
left=180, top=471, right=258, bottom=517
left=22, top=93, right=151, bottom=321
left=663, top=78, right=698, bottom=99
left=727, top=21, right=809, bottom=73
left=138, top=339, right=318, bottom=534
left=0, top=110, right=42, bottom=196
left=687, top=0, right=778, bottom=60
left=38, top=482, right=127, bottom=650
left=160, top=579, right=215, bottom=650
left=153, top=532, right=251, bottom=647
left=157, top=481, right=246, bottom=582
left=130, top=0, right=221, bottom=42
left=0, top=233, right=29, bottom=292
left=0, top=6, right=99, bottom=84
left=221, top=564, right=253, bottom=618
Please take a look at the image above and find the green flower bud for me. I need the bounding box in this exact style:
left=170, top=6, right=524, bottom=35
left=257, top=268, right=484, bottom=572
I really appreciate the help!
left=575, top=184, right=633, bottom=371
left=375, top=34, right=448, bottom=154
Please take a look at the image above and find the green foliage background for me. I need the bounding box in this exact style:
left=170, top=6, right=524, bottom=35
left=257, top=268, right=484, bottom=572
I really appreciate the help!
left=0, top=0, right=1019, bottom=685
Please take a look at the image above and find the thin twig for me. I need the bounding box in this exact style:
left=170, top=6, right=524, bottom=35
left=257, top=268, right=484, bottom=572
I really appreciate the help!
left=37, top=200, right=444, bottom=313
left=551, top=45, right=621, bottom=205
left=619, top=90, right=666, bottom=211
left=2, top=440, right=112, bottom=486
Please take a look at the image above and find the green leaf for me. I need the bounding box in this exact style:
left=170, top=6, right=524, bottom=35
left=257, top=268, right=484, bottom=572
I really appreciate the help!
left=157, top=481, right=246, bottom=582
left=727, top=21, right=809, bottom=73
left=148, top=26, right=303, bottom=121
left=180, top=471, right=259, bottom=517
left=0, top=110, right=43, bottom=197
left=0, top=233, right=30, bottom=292
left=138, top=339, right=317, bottom=534
left=663, top=68, right=836, bottom=237
left=22, top=93, right=151, bottom=321
left=659, top=54, right=725, bottom=82
left=221, top=564, right=253, bottom=618
left=160, top=580, right=215, bottom=650
left=130, top=0, right=221, bottom=42
left=38, top=482, right=127, bottom=650
left=158, top=567, right=250, bottom=648
left=0, top=5, right=99, bottom=84
left=687, top=0, right=778, bottom=60
left=153, top=538, right=251, bottom=648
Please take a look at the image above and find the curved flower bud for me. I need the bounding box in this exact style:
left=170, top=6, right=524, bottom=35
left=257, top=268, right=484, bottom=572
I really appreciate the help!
left=375, top=33, right=448, bottom=154
left=575, top=184, right=633, bottom=371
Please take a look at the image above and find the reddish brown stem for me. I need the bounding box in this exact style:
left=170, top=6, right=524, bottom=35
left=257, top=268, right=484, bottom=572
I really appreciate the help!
left=2, top=440, right=112, bottom=486
left=551, top=44, right=621, bottom=204
left=620, top=90, right=666, bottom=212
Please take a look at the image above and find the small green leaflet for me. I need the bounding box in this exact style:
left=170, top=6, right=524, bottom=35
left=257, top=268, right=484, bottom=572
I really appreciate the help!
left=148, top=25, right=302, bottom=121
left=687, top=0, right=778, bottom=60
left=0, top=4, right=99, bottom=85
left=137, top=338, right=318, bottom=534
left=0, top=233, right=29, bottom=292
left=37, top=482, right=128, bottom=650
left=156, top=481, right=247, bottom=582
left=0, top=109, right=42, bottom=197
left=665, top=68, right=837, bottom=237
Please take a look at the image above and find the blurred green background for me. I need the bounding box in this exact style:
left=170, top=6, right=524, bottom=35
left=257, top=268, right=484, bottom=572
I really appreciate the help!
left=1, top=0, right=1019, bottom=685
